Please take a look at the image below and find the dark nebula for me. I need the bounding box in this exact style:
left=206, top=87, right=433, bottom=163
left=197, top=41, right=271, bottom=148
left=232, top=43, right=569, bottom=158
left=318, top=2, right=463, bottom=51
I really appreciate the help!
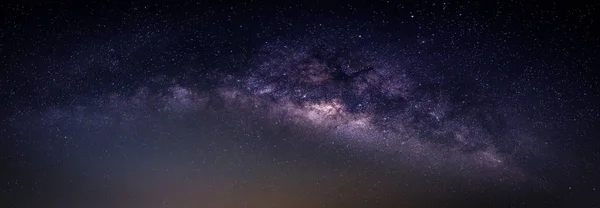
left=1, top=1, right=599, bottom=207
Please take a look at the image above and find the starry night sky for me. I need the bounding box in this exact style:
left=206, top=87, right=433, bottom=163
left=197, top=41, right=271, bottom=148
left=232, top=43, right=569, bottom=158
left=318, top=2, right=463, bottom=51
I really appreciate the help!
left=1, top=0, right=599, bottom=207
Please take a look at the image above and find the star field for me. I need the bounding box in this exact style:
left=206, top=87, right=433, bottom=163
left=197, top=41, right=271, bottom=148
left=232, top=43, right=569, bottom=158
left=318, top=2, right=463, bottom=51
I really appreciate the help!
left=1, top=1, right=600, bottom=207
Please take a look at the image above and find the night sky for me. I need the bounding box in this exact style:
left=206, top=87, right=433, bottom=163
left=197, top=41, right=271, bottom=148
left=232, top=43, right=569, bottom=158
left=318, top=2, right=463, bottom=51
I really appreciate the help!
left=1, top=1, right=599, bottom=207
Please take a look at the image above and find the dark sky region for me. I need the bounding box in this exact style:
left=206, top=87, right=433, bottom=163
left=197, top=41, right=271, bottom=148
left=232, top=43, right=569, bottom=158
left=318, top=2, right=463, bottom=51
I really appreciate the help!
left=1, top=0, right=599, bottom=207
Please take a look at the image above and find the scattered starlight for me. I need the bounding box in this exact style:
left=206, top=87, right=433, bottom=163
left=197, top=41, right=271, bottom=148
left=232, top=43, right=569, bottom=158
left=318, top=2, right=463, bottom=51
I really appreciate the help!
left=1, top=1, right=599, bottom=207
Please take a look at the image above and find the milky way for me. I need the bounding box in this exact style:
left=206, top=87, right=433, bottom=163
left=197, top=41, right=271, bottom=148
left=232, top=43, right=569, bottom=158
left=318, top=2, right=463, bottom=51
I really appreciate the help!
left=2, top=1, right=599, bottom=207
left=218, top=37, right=532, bottom=177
